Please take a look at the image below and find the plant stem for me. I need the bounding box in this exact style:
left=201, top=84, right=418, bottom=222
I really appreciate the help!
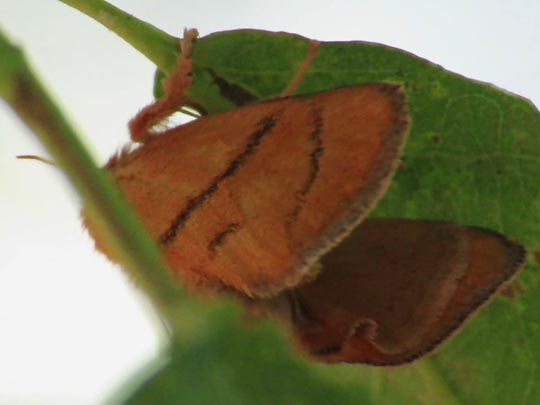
left=59, top=0, right=179, bottom=72
left=0, top=26, right=184, bottom=320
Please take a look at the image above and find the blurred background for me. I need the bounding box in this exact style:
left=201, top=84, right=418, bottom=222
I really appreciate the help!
left=1, top=1, right=539, bottom=403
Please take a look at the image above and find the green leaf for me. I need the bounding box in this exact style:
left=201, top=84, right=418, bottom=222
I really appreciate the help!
left=142, top=30, right=540, bottom=404
left=122, top=305, right=371, bottom=405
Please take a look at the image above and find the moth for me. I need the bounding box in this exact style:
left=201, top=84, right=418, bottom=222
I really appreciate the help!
left=84, top=30, right=525, bottom=365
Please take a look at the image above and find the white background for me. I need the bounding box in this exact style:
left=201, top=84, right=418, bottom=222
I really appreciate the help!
left=1, top=1, right=539, bottom=403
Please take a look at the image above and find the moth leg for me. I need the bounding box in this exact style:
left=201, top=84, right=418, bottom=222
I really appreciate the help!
left=128, top=28, right=199, bottom=143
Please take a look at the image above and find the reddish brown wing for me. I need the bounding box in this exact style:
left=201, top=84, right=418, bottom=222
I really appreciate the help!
left=93, top=84, right=408, bottom=297
left=272, top=219, right=524, bottom=365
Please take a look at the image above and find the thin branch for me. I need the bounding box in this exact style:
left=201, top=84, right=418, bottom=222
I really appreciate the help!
left=0, top=26, right=185, bottom=321
left=59, top=0, right=180, bottom=72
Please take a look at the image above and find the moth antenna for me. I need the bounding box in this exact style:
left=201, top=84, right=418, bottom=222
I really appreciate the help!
left=280, top=39, right=320, bottom=97
left=17, top=154, right=58, bottom=167
left=128, top=28, right=199, bottom=143
left=181, top=28, right=198, bottom=57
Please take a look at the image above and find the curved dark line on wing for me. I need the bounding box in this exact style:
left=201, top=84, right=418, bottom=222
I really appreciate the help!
left=285, top=105, right=324, bottom=233
left=159, top=116, right=277, bottom=244
left=207, top=222, right=241, bottom=256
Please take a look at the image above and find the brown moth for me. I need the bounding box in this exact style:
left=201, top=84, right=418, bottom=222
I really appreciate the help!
left=253, top=219, right=524, bottom=365
left=92, top=83, right=409, bottom=297
left=84, top=30, right=525, bottom=365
